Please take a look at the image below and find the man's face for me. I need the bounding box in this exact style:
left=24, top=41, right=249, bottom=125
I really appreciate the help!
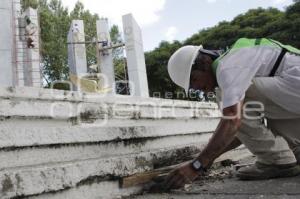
left=189, top=70, right=215, bottom=93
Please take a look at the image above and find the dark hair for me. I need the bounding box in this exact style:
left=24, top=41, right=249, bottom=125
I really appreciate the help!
left=191, top=52, right=212, bottom=72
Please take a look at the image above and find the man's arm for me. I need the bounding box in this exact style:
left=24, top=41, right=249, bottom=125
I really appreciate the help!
left=196, top=102, right=243, bottom=168
left=205, top=137, right=242, bottom=168
left=223, top=137, right=242, bottom=154
left=160, top=102, right=243, bottom=191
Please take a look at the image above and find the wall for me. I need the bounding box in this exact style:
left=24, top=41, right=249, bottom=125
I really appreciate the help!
left=0, top=87, right=222, bottom=199
left=0, top=0, right=13, bottom=86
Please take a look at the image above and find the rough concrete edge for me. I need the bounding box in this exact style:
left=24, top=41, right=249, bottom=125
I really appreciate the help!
left=0, top=145, right=201, bottom=198
left=21, top=148, right=252, bottom=199
left=0, top=87, right=218, bottom=109
left=0, top=133, right=213, bottom=169
left=0, top=118, right=219, bottom=149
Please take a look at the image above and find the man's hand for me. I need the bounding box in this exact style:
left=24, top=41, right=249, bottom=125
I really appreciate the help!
left=153, top=161, right=201, bottom=192
left=148, top=102, right=243, bottom=193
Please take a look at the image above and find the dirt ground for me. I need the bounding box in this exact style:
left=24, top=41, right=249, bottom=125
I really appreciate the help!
left=132, top=156, right=300, bottom=199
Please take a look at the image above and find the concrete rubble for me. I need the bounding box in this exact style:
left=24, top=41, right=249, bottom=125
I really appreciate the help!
left=134, top=156, right=300, bottom=199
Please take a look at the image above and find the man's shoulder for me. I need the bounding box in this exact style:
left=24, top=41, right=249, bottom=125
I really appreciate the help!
left=219, top=48, right=258, bottom=68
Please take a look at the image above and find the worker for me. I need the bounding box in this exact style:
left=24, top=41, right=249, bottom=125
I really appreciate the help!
left=161, top=38, right=300, bottom=191
left=25, top=16, right=38, bottom=49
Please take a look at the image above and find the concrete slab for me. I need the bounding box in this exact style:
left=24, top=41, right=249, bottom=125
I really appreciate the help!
left=0, top=51, right=13, bottom=86
left=96, top=19, right=115, bottom=92
left=0, top=86, right=222, bottom=198
left=0, top=10, right=12, bottom=50
left=0, top=0, right=11, bottom=9
left=0, top=133, right=212, bottom=169
left=127, top=70, right=149, bottom=97
left=122, top=14, right=149, bottom=97
left=68, top=20, right=88, bottom=91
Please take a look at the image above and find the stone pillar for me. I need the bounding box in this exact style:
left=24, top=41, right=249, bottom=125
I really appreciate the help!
left=67, top=20, right=88, bottom=91
left=0, top=0, right=14, bottom=86
left=96, top=18, right=115, bottom=93
left=14, top=0, right=26, bottom=87
left=122, top=14, right=149, bottom=97
left=24, top=7, right=42, bottom=87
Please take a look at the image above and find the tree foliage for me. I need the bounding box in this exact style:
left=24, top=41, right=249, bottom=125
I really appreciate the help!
left=21, top=0, right=121, bottom=87
left=21, top=1, right=300, bottom=96
left=110, top=25, right=127, bottom=81
left=22, top=0, right=39, bottom=9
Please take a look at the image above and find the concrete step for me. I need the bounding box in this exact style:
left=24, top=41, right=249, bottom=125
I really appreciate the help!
left=0, top=145, right=199, bottom=198
left=0, top=98, right=219, bottom=121
left=0, top=87, right=223, bottom=199
left=0, top=133, right=212, bottom=169
left=0, top=118, right=219, bottom=149
left=0, top=145, right=251, bottom=199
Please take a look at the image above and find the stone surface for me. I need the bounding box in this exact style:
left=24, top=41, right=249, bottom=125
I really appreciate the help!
left=13, top=0, right=26, bottom=87
left=0, top=0, right=13, bottom=86
left=0, top=86, right=223, bottom=198
left=24, top=7, right=42, bottom=87
left=0, top=0, right=42, bottom=87
left=68, top=20, right=88, bottom=90
left=134, top=157, right=300, bottom=199
left=96, top=18, right=115, bottom=93
left=0, top=51, right=13, bottom=86
left=122, top=14, right=149, bottom=97
left=0, top=119, right=218, bottom=148
left=0, top=0, right=11, bottom=9
left=0, top=134, right=211, bottom=169
left=28, top=181, right=142, bottom=199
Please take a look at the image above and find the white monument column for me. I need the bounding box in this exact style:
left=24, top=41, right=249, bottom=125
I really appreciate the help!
left=14, top=0, right=26, bottom=87
left=67, top=20, right=88, bottom=91
left=0, top=0, right=14, bottom=86
left=122, top=14, right=149, bottom=97
left=96, top=18, right=115, bottom=93
left=24, top=7, right=42, bottom=87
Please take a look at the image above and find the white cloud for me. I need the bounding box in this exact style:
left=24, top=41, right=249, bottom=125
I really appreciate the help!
left=207, top=0, right=217, bottom=3
left=62, top=0, right=166, bottom=27
left=271, top=0, right=290, bottom=5
left=207, top=0, right=233, bottom=3
left=165, top=26, right=178, bottom=41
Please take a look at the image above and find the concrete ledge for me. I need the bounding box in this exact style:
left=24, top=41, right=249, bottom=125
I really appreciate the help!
left=0, top=133, right=212, bottom=169
left=0, top=97, right=220, bottom=120
left=0, top=118, right=219, bottom=149
left=28, top=181, right=142, bottom=199
left=0, top=146, right=200, bottom=198
left=0, top=87, right=218, bottom=109
left=0, top=87, right=225, bottom=198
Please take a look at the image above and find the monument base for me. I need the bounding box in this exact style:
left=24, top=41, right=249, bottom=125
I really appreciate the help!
left=0, top=87, right=227, bottom=198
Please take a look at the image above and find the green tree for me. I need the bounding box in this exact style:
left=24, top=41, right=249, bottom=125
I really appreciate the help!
left=145, top=40, right=183, bottom=97
left=70, top=2, right=99, bottom=66
left=38, top=0, right=70, bottom=84
left=22, top=0, right=38, bottom=9
left=283, top=0, right=300, bottom=47
left=22, top=0, right=300, bottom=95
left=21, top=0, right=101, bottom=87
left=109, top=25, right=127, bottom=81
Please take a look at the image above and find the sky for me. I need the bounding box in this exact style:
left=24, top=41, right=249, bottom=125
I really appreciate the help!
left=62, top=0, right=294, bottom=51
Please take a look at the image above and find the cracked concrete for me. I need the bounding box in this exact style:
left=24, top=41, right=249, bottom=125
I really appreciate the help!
left=0, top=87, right=222, bottom=198
left=134, top=157, right=300, bottom=199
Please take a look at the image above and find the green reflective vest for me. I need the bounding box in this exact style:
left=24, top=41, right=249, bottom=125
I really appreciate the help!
left=212, top=38, right=300, bottom=75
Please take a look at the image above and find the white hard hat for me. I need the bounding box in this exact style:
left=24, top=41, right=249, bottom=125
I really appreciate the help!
left=168, top=45, right=203, bottom=94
